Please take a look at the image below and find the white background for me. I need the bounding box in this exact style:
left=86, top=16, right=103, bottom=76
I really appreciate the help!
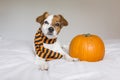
left=0, top=0, right=120, bottom=44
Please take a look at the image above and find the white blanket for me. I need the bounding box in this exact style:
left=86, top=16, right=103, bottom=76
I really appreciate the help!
left=0, top=38, right=120, bottom=80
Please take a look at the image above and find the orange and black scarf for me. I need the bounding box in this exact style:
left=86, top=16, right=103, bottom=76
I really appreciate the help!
left=34, top=28, right=63, bottom=61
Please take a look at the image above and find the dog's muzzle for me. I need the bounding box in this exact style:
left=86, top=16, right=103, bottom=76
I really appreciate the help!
left=48, top=27, right=54, bottom=35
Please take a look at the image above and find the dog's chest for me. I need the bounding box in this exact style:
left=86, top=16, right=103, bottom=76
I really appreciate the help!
left=43, top=42, right=64, bottom=54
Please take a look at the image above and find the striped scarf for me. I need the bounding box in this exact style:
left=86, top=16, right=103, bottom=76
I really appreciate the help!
left=34, top=28, right=63, bottom=61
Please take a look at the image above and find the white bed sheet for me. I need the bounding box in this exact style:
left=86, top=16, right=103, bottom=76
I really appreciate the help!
left=0, top=38, right=120, bottom=80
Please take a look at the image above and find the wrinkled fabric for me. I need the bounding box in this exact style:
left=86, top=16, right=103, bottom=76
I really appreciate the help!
left=0, top=39, right=120, bottom=80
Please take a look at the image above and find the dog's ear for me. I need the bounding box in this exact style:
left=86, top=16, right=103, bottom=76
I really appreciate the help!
left=59, top=15, right=68, bottom=27
left=36, top=12, right=49, bottom=24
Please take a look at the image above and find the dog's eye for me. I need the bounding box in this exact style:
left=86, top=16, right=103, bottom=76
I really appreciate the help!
left=44, top=21, right=49, bottom=24
left=55, top=23, right=60, bottom=26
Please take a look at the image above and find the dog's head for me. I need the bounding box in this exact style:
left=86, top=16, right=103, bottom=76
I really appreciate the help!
left=36, top=12, right=68, bottom=39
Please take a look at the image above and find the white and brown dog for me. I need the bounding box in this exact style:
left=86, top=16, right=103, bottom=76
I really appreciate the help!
left=35, top=12, right=78, bottom=70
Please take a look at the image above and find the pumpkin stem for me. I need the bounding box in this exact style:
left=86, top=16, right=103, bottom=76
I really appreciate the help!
left=84, top=33, right=91, bottom=37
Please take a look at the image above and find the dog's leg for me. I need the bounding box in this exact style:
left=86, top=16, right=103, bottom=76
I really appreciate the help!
left=35, top=55, right=48, bottom=70
left=61, top=45, right=79, bottom=62
left=63, top=54, right=79, bottom=62
left=61, top=45, right=69, bottom=53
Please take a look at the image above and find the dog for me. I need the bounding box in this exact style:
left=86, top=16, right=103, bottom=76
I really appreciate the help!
left=34, top=12, right=78, bottom=70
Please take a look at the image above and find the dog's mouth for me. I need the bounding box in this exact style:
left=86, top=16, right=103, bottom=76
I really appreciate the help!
left=47, top=32, right=53, bottom=35
left=46, top=31, right=57, bottom=39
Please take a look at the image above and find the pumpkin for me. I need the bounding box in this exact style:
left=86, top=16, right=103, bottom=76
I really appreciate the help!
left=69, top=33, right=105, bottom=62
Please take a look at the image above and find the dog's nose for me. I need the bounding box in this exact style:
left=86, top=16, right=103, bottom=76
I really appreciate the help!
left=48, top=27, right=54, bottom=33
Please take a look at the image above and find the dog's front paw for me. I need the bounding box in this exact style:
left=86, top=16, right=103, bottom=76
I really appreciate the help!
left=35, top=59, right=48, bottom=71
left=64, top=54, right=79, bottom=62
left=71, top=58, right=79, bottom=62
left=66, top=57, right=79, bottom=62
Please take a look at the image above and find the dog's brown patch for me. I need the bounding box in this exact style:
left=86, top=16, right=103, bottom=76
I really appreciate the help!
left=52, top=15, right=68, bottom=34
left=52, top=15, right=61, bottom=34
left=36, top=12, right=49, bottom=25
